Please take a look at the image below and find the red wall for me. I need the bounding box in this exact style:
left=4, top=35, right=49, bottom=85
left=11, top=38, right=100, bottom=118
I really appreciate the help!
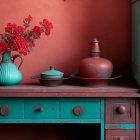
left=0, top=0, right=131, bottom=83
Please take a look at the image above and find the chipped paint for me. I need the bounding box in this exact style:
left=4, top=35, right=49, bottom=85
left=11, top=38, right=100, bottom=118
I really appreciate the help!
left=105, top=124, right=136, bottom=129
left=32, top=104, right=39, bottom=110
left=0, top=119, right=101, bottom=123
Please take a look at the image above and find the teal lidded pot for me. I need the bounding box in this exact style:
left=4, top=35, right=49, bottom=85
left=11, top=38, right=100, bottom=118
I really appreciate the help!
left=41, top=66, right=64, bottom=79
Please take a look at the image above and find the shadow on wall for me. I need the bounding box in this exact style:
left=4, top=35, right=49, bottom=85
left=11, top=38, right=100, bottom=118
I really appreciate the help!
left=53, top=0, right=131, bottom=81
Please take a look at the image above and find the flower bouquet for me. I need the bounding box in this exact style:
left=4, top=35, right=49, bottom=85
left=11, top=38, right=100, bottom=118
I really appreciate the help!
left=0, top=15, right=53, bottom=86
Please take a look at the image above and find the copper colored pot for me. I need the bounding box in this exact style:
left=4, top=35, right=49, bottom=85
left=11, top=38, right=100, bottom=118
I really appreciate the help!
left=79, top=38, right=113, bottom=78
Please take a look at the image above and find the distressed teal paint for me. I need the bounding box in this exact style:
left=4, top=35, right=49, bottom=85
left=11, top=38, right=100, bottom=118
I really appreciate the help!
left=105, top=124, right=136, bottom=129
left=0, top=98, right=102, bottom=120
left=0, top=102, right=24, bottom=119
left=0, top=119, right=101, bottom=123
left=0, top=98, right=102, bottom=122
left=24, top=100, right=59, bottom=119
left=60, top=99, right=100, bottom=119
left=101, top=98, right=105, bottom=140
left=132, top=1, right=140, bottom=86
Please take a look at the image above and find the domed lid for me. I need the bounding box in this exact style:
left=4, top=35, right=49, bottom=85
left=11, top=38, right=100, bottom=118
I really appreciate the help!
left=41, top=66, right=64, bottom=76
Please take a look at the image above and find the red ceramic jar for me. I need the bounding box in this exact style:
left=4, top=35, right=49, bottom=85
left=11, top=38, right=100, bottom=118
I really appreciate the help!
left=79, top=38, right=113, bottom=78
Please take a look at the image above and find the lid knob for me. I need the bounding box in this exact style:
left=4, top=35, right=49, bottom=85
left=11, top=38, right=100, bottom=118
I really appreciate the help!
left=90, top=38, right=100, bottom=57
left=50, top=66, right=54, bottom=70
left=91, top=38, right=99, bottom=43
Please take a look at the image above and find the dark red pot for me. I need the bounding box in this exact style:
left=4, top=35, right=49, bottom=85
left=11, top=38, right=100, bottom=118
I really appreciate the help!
left=79, top=38, right=113, bottom=78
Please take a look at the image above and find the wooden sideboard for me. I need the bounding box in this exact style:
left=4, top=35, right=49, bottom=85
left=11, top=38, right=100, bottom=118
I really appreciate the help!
left=0, top=83, right=139, bottom=140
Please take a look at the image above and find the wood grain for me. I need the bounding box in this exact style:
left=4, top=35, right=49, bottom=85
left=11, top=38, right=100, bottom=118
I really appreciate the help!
left=0, top=83, right=139, bottom=97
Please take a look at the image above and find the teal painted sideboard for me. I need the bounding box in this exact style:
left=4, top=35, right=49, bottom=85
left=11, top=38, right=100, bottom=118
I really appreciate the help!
left=0, top=84, right=139, bottom=140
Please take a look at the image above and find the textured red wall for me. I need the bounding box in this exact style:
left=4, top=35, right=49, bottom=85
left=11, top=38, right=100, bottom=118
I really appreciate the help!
left=0, top=0, right=131, bottom=83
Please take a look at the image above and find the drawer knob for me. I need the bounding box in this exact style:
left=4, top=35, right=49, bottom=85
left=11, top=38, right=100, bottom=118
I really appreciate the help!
left=117, top=105, right=126, bottom=114
left=73, top=106, right=84, bottom=116
left=0, top=105, right=11, bottom=116
left=38, top=107, right=44, bottom=112
left=119, top=137, right=124, bottom=140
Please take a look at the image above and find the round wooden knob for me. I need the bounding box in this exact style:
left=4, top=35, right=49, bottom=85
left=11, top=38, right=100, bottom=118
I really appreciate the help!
left=117, top=106, right=126, bottom=114
left=38, top=107, right=44, bottom=112
left=73, top=106, right=84, bottom=116
left=119, top=137, right=124, bottom=140
left=0, top=105, right=11, bottom=116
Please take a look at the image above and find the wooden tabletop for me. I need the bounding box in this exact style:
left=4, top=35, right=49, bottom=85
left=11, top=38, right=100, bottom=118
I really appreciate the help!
left=0, top=83, right=139, bottom=98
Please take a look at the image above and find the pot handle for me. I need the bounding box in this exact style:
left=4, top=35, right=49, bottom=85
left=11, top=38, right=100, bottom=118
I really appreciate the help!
left=13, top=55, right=24, bottom=69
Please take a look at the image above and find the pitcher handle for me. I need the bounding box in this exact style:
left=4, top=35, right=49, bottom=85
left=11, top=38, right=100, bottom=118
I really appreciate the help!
left=13, top=55, right=24, bottom=69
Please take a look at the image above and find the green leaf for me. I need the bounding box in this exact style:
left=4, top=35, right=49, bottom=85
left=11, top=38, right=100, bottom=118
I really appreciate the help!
left=29, top=47, right=34, bottom=52
left=33, top=39, right=36, bottom=42
left=21, top=33, right=25, bottom=36
left=2, top=33, right=9, bottom=38
left=30, top=36, right=33, bottom=40
left=32, top=32, right=36, bottom=36
left=25, top=35, right=28, bottom=40
left=41, top=26, right=45, bottom=32
left=36, top=36, right=40, bottom=39
left=24, top=23, right=30, bottom=28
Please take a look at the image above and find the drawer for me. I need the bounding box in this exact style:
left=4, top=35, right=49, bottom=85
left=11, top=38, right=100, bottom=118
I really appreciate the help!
left=0, top=102, right=24, bottom=119
left=60, top=99, right=101, bottom=119
left=105, top=98, right=135, bottom=124
left=24, top=99, right=59, bottom=119
left=106, top=130, right=135, bottom=140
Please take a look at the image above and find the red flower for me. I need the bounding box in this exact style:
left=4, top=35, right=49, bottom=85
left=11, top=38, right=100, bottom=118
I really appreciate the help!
left=40, top=19, right=53, bottom=28
left=11, top=36, right=29, bottom=56
left=33, top=26, right=42, bottom=37
left=15, top=26, right=24, bottom=35
left=45, top=28, right=51, bottom=36
left=31, top=41, right=35, bottom=47
left=40, top=19, right=53, bottom=36
left=23, top=15, right=33, bottom=24
left=5, top=23, right=24, bottom=35
left=1, top=16, right=53, bottom=55
left=0, top=42, right=9, bottom=54
left=5, top=23, right=17, bottom=34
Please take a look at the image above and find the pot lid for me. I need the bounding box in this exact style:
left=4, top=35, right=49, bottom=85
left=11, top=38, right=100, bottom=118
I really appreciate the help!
left=41, top=66, right=64, bottom=76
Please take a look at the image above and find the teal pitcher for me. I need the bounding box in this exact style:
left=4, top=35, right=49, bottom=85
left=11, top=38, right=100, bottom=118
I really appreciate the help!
left=0, top=52, right=23, bottom=86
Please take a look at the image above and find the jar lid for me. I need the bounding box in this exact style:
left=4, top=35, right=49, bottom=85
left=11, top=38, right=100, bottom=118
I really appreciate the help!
left=41, top=66, right=64, bottom=76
